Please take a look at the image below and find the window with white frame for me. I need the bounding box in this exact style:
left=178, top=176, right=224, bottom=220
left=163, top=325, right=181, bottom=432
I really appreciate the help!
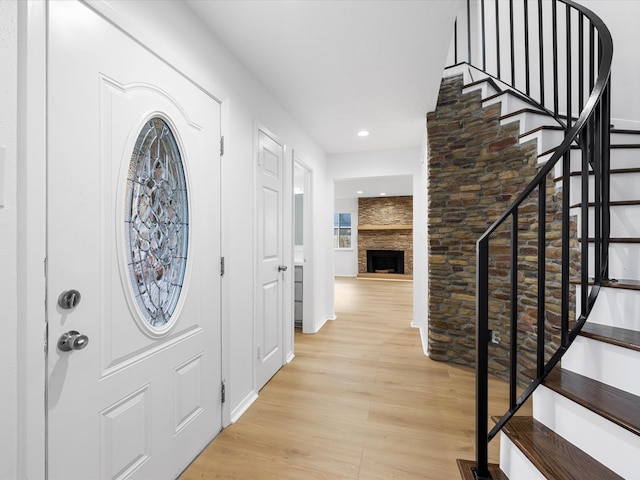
left=333, top=212, right=352, bottom=249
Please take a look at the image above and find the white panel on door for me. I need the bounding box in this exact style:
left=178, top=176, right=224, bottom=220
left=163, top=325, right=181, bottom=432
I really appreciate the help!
left=262, top=281, right=279, bottom=360
left=100, top=386, right=150, bottom=480
left=263, top=148, right=280, bottom=178
left=174, top=354, right=204, bottom=434
left=263, top=187, right=279, bottom=259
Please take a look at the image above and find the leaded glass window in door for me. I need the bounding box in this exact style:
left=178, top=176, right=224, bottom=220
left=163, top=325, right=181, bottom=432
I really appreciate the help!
left=125, top=117, right=189, bottom=329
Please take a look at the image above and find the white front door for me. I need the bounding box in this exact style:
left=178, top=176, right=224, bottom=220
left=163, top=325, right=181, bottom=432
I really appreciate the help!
left=46, top=2, right=222, bottom=478
left=256, top=129, right=287, bottom=390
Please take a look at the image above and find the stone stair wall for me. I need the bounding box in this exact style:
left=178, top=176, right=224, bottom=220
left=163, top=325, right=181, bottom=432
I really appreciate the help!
left=426, top=73, right=578, bottom=380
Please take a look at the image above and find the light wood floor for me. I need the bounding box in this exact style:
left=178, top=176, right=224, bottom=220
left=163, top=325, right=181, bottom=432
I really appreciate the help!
left=181, top=277, right=530, bottom=479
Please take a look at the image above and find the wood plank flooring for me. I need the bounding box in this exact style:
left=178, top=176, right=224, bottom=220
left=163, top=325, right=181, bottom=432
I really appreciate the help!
left=181, top=277, right=529, bottom=480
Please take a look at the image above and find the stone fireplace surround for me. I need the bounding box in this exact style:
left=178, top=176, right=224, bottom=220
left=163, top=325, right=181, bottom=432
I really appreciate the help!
left=357, top=196, right=413, bottom=276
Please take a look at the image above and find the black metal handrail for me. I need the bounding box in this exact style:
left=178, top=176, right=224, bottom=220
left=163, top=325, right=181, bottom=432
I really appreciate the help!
left=450, top=1, right=613, bottom=479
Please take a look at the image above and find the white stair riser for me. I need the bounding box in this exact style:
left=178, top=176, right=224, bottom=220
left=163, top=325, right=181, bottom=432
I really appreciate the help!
left=501, top=111, right=560, bottom=136
left=540, top=147, right=640, bottom=169
left=573, top=204, right=640, bottom=238
left=499, top=435, right=546, bottom=480
left=484, top=92, right=538, bottom=117
left=563, top=335, right=640, bottom=396
left=576, top=286, right=640, bottom=331
left=608, top=147, right=640, bottom=168
left=569, top=171, right=640, bottom=205
left=462, top=81, right=499, bottom=99
left=611, top=131, right=640, bottom=145
left=524, top=128, right=566, bottom=157
left=586, top=242, right=640, bottom=281
left=533, top=386, right=640, bottom=479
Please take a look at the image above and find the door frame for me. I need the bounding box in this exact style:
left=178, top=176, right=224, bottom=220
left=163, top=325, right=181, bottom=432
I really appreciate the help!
left=17, top=1, right=47, bottom=477
left=292, top=153, right=314, bottom=334
left=17, top=1, right=229, bottom=475
left=253, top=123, right=293, bottom=393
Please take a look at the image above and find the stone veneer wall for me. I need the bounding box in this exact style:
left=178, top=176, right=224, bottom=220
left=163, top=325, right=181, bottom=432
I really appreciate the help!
left=358, top=196, right=413, bottom=275
left=426, top=74, right=577, bottom=382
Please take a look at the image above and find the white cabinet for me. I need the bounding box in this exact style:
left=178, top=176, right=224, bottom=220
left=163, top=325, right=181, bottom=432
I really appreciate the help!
left=294, top=265, right=303, bottom=328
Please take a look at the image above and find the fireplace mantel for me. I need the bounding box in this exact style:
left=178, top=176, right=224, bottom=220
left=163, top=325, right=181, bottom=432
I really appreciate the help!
left=357, top=224, right=412, bottom=231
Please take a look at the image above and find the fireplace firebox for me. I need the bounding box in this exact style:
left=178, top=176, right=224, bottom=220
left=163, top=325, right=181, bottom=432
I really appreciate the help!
left=366, top=250, right=404, bottom=274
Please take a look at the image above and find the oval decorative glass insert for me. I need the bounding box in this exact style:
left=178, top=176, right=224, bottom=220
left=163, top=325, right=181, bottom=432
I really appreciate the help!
left=126, top=117, right=189, bottom=329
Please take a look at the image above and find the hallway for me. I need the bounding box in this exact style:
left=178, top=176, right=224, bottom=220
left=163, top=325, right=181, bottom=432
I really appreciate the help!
left=181, top=277, right=522, bottom=479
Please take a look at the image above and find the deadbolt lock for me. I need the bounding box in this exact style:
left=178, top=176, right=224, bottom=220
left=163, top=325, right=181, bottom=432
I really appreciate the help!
left=58, top=289, right=81, bottom=310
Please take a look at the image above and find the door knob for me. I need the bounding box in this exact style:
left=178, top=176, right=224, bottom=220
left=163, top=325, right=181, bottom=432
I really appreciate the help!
left=278, top=265, right=288, bottom=272
left=57, top=331, right=89, bottom=352
left=58, top=289, right=81, bottom=309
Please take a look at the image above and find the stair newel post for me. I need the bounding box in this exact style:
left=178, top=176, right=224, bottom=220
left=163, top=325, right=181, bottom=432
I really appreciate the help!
left=476, top=236, right=491, bottom=480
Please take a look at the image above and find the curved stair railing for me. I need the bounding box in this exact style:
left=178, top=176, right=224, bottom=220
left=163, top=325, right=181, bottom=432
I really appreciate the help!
left=450, top=1, right=613, bottom=478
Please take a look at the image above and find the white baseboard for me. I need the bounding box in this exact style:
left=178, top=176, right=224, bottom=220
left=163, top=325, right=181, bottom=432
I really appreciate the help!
left=230, top=390, right=258, bottom=424
left=411, top=321, right=429, bottom=356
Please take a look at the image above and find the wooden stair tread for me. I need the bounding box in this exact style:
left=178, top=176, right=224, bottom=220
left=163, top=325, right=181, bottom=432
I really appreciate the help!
left=611, top=143, right=640, bottom=149
left=579, top=237, right=640, bottom=243
left=501, top=107, right=552, bottom=120
left=519, top=124, right=564, bottom=136
left=602, top=278, right=640, bottom=290
left=457, top=459, right=507, bottom=480
left=570, top=278, right=640, bottom=291
left=499, top=416, right=623, bottom=480
left=581, top=322, right=640, bottom=353
left=570, top=199, right=640, bottom=208
left=464, top=76, right=502, bottom=93
left=543, top=368, right=640, bottom=437
left=611, top=128, right=640, bottom=135
left=567, top=167, right=640, bottom=176
left=538, top=142, right=640, bottom=160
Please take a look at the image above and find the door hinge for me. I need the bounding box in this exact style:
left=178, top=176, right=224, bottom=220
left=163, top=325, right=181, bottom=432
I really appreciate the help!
left=220, top=256, right=225, bottom=277
left=221, top=381, right=226, bottom=404
left=257, top=151, right=263, bottom=166
left=220, top=136, right=225, bottom=157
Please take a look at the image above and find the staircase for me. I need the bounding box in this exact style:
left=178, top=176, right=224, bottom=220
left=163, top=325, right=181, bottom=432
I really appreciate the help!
left=437, top=1, right=640, bottom=477
left=452, top=64, right=640, bottom=479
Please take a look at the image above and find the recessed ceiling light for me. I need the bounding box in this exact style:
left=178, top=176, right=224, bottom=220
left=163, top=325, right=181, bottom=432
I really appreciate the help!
left=380, top=192, right=387, bottom=196
left=357, top=130, right=370, bottom=137
left=357, top=190, right=364, bottom=195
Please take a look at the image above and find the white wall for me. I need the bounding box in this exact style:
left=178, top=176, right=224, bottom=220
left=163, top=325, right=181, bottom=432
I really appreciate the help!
left=328, top=146, right=428, bottom=340
left=0, top=2, right=18, bottom=477
left=334, top=198, right=359, bottom=277
left=581, top=0, right=640, bottom=127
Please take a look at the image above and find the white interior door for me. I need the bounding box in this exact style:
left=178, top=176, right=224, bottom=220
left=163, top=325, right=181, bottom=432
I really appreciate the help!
left=46, top=2, right=222, bottom=479
left=256, top=129, right=287, bottom=390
